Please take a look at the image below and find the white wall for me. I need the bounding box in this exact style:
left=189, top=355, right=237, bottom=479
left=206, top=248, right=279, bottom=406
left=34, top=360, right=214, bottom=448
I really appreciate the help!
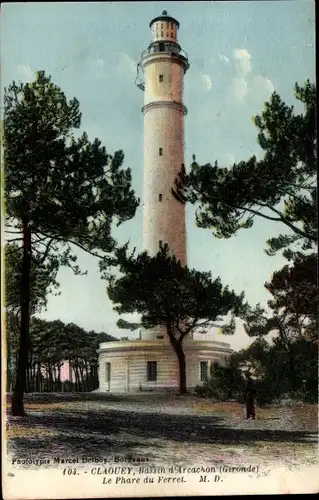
left=98, top=343, right=232, bottom=393
left=144, top=59, right=184, bottom=104
left=143, top=104, right=186, bottom=266
left=99, top=350, right=179, bottom=392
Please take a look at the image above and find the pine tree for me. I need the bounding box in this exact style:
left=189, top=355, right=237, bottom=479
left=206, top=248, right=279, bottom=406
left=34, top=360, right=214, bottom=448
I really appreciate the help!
left=107, top=245, right=245, bottom=394
left=4, top=71, right=138, bottom=415
left=173, top=80, right=316, bottom=259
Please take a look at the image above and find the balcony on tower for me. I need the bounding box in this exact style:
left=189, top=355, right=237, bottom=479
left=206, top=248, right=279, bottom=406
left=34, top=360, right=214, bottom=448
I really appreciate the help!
left=145, top=10, right=188, bottom=63
left=135, top=62, right=145, bottom=91
left=140, top=42, right=189, bottom=62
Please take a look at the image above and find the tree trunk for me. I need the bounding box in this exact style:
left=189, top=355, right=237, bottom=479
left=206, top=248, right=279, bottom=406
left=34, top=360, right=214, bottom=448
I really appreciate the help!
left=74, top=363, right=80, bottom=391
left=52, top=364, right=57, bottom=392
left=48, top=364, right=53, bottom=392
left=288, top=348, right=297, bottom=391
left=7, top=360, right=12, bottom=393
left=30, top=361, right=35, bottom=393
left=170, top=338, right=187, bottom=394
left=12, top=220, right=31, bottom=416
left=282, top=338, right=297, bottom=392
left=84, top=361, right=89, bottom=392
left=167, top=326, right=188, bottom=395
left=36, top=364, right=41, bottom=392
left=26, top=353, right=33, bottom=392
left=176, top=344, right=187, bottom=394
left=25, top=367, right=29, bottom=393
left=79, top=363, right=84, bottom=392
left=6, top=339, right=12, bottom=392
left=57, top=365, right=61, bottom=392
left=68, top=360, right=73, bottom=384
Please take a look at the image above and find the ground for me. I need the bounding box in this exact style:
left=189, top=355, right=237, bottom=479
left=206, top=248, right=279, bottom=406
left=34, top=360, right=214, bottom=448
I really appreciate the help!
left=6, top=392, right=318, bottom=474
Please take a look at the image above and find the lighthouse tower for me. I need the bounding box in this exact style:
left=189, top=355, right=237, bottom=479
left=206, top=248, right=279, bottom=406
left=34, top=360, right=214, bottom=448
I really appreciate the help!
left=98, top=13, right=232, bottom=393
left=136, top=10, right=189, bottom=267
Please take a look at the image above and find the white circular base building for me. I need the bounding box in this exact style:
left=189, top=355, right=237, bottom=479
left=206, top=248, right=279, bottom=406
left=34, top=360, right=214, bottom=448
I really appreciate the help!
left=98, top=332, right=232, bottom=393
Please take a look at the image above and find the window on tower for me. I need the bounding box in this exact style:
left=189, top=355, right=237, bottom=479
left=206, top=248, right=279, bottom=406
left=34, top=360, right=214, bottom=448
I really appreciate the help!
left=105, top=363, right=111, bottom=382
left=147, top=361, right=157, bottom=381
left=159, top=74, right=163, bottom=82
left=159, top=240, right=163, bottom=248
left=200, top=361, right=208, bottom=382
left=159, top=147, right=163, bottom=156
left=159, top=194, right=162, bottom=202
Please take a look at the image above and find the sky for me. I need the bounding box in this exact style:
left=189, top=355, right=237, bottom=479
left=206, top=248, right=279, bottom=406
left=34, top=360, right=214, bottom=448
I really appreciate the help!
left=1, top=1, right=315, bottom=351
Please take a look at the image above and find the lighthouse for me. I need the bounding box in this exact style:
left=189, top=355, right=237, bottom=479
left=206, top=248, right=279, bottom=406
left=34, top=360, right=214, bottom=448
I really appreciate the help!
left=136, top=10, right=189, bottom=266
left=98, top=12, right=232, bottom=393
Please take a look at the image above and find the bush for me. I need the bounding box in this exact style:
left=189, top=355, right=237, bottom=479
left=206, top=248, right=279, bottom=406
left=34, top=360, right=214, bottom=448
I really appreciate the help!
left=255, top=379, right=281, bottom=407
left=195, top=337, right=318, bottom=407
left=304, top=389, right=318, bottom=404
left=195, top=362, right=244, bottom=402
left=194, top=383, right=209, bottom=398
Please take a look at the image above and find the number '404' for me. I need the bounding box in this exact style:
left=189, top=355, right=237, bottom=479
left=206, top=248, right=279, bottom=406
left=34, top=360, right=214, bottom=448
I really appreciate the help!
left=62, top=468, right=77, bottom=475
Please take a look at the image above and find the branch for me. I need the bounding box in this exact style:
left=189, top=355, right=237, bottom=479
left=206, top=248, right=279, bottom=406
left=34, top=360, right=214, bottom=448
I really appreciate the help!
left=194, top=174, right=316, bottom=240
left=165, top=323, right=178, bottom=346
left=38, top=238, right=55, bottom=264
left=263, top=203, right=315, bottom=241
left=5, top=237, right=23, bottom=243
left=32, top=234, right=51, bottom=244
left=176, top=317, right=200, bottom=340
left=68, top=239, right=105, bottom=259
left=194, top=319, right=214, bottom=329
left=5, top=224, right=23, bottom=230
left=38, top=231, right=104, bottom=260
left=229, top=199, right=315, bottom=242
left=230, top=203, right=283, bottom=222
left=278, top=187, right=313, bottom=204
left=188, top=184, right=279, bottom=223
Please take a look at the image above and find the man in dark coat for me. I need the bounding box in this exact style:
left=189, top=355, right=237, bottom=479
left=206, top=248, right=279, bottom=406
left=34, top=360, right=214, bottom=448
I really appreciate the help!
left=244, top=373, right=256, bottom=419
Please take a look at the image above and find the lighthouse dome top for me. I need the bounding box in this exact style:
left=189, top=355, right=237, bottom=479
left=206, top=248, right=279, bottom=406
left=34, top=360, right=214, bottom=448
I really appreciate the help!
left=149, top=10, right=180, bottom=29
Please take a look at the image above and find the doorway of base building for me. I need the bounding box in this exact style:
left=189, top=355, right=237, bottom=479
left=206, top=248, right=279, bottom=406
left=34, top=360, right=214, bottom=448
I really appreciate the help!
left=105, top=362, right=111, bottom=391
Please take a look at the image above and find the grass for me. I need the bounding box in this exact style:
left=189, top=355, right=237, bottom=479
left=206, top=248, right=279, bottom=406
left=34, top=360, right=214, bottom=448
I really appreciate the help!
left=5, top=394, right=317, bottom=472
left=7, top=394, right=318, bottom=463
left=7, top=426, right=57, bottom=439
left=6, top=403, right=66, bottom=411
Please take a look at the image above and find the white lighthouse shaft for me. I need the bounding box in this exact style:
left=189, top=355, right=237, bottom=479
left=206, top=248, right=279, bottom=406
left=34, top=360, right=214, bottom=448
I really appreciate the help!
left=140, top=12, right=189, bottom=267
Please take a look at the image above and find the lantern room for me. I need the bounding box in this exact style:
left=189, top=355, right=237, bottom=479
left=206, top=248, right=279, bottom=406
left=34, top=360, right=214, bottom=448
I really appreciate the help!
left=150, top=10, right=180, bottom=44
